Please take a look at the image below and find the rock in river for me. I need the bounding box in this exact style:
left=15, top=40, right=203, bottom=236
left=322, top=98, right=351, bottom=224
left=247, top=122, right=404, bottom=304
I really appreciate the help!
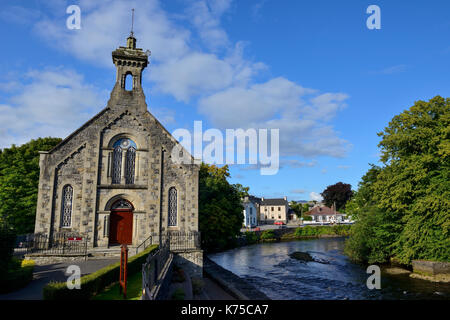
left=289, top=251, right=315, bottom=262
left=289, top=251, right=329, bottom=264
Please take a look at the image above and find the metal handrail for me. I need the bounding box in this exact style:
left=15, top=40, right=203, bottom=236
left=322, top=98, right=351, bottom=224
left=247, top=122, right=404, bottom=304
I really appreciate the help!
left=135, top=235, right=153, bottom=255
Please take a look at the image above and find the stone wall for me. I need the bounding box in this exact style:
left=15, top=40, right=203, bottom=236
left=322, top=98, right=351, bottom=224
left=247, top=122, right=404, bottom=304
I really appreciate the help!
left=203, top=256, right=270, bottom=300
left=412, top=260, right=450, bottom=276
left=173, top=250, right=203, bottom=279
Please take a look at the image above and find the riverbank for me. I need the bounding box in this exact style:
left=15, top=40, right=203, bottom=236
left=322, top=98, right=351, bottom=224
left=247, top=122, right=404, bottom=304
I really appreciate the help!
left=240, top=225, right=351, bottom=246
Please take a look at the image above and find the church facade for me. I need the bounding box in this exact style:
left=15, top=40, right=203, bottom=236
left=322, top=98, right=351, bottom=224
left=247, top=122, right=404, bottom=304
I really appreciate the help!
left=34, top=33, right=200, bottom=251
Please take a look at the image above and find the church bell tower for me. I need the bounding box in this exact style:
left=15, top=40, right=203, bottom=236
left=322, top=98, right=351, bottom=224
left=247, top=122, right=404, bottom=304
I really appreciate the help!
left=111, top=9, right=150, bottom=94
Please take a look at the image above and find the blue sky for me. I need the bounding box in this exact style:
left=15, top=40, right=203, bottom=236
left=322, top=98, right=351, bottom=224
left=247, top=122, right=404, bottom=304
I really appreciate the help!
left=1, top=0, right=450, bottom=201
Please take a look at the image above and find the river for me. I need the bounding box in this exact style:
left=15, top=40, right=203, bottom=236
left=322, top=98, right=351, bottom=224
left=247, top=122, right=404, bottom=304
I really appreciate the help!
left=208, top=237, right=450, bottom=300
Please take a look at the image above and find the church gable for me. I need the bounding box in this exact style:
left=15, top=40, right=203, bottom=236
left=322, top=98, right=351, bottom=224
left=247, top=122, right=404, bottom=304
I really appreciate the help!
left=35, top=29, right=200, bottom=271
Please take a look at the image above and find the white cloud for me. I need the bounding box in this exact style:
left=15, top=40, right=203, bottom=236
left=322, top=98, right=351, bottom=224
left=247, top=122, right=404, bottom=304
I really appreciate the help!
left=291, top=189, right=306, bottom=194
left=309, top=192, right=323, bottom=202
left=186, top=0, right=232, bottom=50
left=198, top=77, right=350, bottom=158
left=0, top=68, right=105, bottom=149
left=26, top=0, right=350, bottom=159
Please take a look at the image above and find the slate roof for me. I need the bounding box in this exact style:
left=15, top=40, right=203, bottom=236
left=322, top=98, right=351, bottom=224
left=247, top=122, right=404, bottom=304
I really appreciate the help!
left=260, top=198, right=288, bottom=206
left=305, top=206, right=343, bottom=216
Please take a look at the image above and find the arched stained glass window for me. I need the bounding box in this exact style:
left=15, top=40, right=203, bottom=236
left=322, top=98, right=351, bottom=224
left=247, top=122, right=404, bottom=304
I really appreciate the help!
left=125, top=147, right=136, bottom=184
left=168, top=187, right=177, bottom=227
left=61, top=185, right=73, bottom=227
left=112, top=145, right=122, bottom=184
left=111, top=138, right=137, bottom=184
left=111, top=199, right=133, bottom=210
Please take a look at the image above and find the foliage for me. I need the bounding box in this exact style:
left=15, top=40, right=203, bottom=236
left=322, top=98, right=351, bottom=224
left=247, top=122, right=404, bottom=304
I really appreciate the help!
left=233, top=183, right=250, bottom=198
left=199, top=163, right=245, bottom=252
left=293, top=225, right=351, bottom=238
left=0, top=137, right=62, bottom=234
left=345, top=96, right=450, bottom=265
left=289, top=201, right=302, bottom=217
left=302, top=215, right=312, bottom=221
left=321, top=182, right=354, bottom=211
left=243, top=231, right=259, bottom=245
left=0, top=258, right=35, bottom=294
left=43, top=245, right=158, bottom=300
left=0, top=224, right=16, bottom=273
left=260, top=230, right=276, bottom=241
left=171, top=288, right=185, bottom=300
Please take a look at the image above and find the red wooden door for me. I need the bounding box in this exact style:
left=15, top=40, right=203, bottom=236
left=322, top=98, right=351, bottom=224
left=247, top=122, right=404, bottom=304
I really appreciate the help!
left=109, top=210, right=133, bottom=245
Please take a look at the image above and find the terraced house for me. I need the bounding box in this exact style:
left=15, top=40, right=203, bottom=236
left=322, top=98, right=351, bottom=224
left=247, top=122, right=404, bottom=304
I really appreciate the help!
left=34, top=32, right=201, bottom=275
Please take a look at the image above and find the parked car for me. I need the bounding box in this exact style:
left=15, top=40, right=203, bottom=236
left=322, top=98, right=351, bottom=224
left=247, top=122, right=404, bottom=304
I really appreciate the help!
left=253, top=227, right=261, bottom=231
left=274, top=221, right=285, bottom=225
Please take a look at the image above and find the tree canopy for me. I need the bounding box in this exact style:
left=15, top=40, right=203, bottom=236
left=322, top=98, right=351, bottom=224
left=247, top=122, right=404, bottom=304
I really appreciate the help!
left=198, top=163, right=245, bottom=252
left=345, top=96, right=450, bottom=265
left=321, top=182, right=353, bottom=211
left=0, top=137, right=62, bottom=234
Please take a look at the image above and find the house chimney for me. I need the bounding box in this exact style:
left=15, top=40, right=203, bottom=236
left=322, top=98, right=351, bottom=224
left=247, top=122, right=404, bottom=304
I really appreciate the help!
left=284, top=196, right=287, bottom=201
left=261, top=197, right=264, bottom=201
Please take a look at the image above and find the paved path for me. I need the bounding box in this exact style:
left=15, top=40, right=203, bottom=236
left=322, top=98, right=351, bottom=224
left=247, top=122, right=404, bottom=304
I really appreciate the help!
left=194, top=277, right=235, bottom=300
left=0, top=258, right=118, bottom=300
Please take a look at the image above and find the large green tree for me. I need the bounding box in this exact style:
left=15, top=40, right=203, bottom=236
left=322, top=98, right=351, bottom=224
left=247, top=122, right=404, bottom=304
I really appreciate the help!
left=0, top=137, right=61, bottom=234
left=198, top=163, right=245, bottom=252
left=345, top=96, right=450, bottom=265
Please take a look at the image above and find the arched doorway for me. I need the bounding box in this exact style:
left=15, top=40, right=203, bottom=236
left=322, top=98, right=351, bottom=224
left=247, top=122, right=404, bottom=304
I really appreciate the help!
left=109, top=199, right=133, bottom=245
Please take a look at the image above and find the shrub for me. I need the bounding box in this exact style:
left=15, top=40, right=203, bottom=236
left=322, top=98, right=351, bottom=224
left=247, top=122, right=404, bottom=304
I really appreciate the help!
left=171, top=288, right=185, bottom=300
left=43, top=245, right=158, bottom=300
left=260, top=230, right=276, bottom=241
left=244, top=231, right=259, bottom=245
left=0, top=258, right=35, bottom=294
left=0, top=226, right=16, bottom=273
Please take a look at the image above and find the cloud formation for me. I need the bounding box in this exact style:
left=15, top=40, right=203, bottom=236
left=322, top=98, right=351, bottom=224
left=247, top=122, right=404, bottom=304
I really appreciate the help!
left=0, top=68, right=105, bottom=148
left=4, top=0, right=351, bottom=160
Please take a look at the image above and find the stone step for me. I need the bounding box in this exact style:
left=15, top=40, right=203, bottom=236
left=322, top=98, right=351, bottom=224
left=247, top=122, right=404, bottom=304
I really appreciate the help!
left=88, top=246, right=138, bottom=258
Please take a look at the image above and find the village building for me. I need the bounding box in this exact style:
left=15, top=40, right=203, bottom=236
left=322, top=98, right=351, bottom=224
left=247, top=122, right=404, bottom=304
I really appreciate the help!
left=304, top=205, right=346, bottom=223
left=242, top=196, right=258, bottom=228
left=33, top=31, right=202, bottom=275
left=259, top=197, right=289, bottom=224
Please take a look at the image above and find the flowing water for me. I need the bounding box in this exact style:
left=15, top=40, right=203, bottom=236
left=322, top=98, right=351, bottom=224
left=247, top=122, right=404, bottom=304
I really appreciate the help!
left=208, top=238, right=450, bottom=300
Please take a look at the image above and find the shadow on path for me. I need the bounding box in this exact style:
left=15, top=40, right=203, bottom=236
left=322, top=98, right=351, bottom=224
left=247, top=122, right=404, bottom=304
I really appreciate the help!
left=0, top=259, right=118, bottom=300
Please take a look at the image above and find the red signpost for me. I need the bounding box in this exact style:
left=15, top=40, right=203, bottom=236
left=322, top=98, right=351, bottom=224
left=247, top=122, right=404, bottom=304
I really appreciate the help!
left=119, top=244, right=128, bottom=299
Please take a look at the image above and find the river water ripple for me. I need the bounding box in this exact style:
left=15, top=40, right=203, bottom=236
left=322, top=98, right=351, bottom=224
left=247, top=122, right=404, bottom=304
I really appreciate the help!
left=208, top=238, right=450, bottom=300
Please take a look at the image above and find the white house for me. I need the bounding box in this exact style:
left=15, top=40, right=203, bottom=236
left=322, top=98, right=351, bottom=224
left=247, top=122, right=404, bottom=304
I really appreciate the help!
left=242, top=197, right=258, bottom=228
left=304, top=205, right=346, bottom=224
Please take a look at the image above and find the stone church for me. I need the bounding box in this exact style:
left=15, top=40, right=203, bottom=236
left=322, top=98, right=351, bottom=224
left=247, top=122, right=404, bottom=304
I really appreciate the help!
left=34, top=32, right=200, bottom=252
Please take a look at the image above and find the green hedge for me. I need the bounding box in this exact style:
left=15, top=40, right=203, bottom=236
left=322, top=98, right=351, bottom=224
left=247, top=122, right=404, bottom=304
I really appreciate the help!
left=260, top=230, right=277, bottom=241
left=0, top=259, right=35, bottom=294
left=43, top=245, right=158, bottom=300
left=293, top=225, right=351, bottom=237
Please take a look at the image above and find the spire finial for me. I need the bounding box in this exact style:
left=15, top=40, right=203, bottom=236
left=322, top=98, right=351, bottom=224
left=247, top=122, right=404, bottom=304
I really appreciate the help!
left=130, top=8, right=135, bottom=36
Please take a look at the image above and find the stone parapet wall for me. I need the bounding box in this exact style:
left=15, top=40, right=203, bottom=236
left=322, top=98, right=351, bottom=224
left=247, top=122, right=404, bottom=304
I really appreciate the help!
left=412, top=260, right=450, bottom=276
left=203, top=256, right=270, bottom=300
left=173, top=250, right=203, bottom=279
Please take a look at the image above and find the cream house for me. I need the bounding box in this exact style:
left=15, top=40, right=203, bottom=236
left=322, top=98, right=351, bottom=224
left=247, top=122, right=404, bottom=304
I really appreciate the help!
left=259, top=197, right=289, bottom=224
